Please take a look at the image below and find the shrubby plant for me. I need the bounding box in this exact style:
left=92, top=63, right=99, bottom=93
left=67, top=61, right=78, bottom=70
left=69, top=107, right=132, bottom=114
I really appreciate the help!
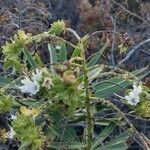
left=0, top=20, right=150, bottom=150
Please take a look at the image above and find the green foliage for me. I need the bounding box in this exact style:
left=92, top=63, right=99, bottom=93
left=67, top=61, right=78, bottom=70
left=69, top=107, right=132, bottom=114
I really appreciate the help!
left=87, top=40, right=109, bottom=67
left=1, top=20, right=148, bottom=150
left=135, top=86, right=150, bottom=117
left=94, top=77, right=131, bottom=98
left=49, top=20, right=66, bottom=35
left=33, top=53, right=43, bottom=67
left=92, top=122, right=117, bottom=149
left=49, top=74, right=84, bottom=116
left=2, top=30, right=32, bottom=70
left=0, top=92, right=12, bottom=113
left=12, top=114, right=45, bottom=150
left=48, top=42, right=67, bottom=64
left=136, top=101, right=150, bottom=118
left=92, top=123, right=130, bottom=150
left=22, top=48, right=38, bottom=69
left=0, top=77, right=13, bottom=87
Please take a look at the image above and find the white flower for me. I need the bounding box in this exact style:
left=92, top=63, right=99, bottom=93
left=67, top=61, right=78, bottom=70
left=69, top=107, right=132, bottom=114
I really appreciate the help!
left=31, top=69, right=42, bottom=83
left=9, top=127, right=15, bottom=139
left=10, top=114, right=17, bottom=120
left=42, top=77, right=53, bottom=89
left=18, top=77, right=39, bottom=95
left=55, top=45, right=61, bottom=50
left=18, top=69, right=42, bottom=95
left=3, top=127, right=16, bottom=139
left=125, top=84, right=142, bottom=106
left=133, top=84, right=142, bottom=94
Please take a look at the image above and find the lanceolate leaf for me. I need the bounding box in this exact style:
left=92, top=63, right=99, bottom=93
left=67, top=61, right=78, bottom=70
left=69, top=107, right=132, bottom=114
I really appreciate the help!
left=132, top=66, right=148, bottom=76
left=50, top=112, right=79, bottom=142
left=0, top=77, right=13, bottom=87
left=92, top=122, right=116, bottom=149
left=59, top=42, right=67, bottom=62
left=21, top=48, right=38, bottom=69
left=96, top=142, right=128, bottom=150
left=48, top=142, right=85, bottom=149
left=87, top=40, right=109, bottom=67
left=48, top=43, right=58, bottom=64
left=93, top=67, right=147, bottom=98
left=94, top=77, right=131, bottom=98
left=88, top=67, right=103, bottom=81
left=71, top=43, right=82, bottom=58
left=103, top=132, right=130, bottom=147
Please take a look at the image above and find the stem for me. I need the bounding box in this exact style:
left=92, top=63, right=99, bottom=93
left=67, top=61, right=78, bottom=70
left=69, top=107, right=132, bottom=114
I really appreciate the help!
left=80, top=41, right=93, bottom=149
left=90, top=97, right=150, bottom=150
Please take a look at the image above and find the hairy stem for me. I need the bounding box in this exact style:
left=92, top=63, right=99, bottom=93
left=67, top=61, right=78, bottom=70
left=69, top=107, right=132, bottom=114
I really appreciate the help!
left=90, top=97, right=150, bottom=150
left=80, top=41, right=93, bottom=149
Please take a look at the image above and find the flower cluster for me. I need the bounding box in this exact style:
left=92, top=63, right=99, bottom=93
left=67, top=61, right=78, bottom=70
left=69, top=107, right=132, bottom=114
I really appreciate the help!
left=125, top=83, right=142, bottom=106
left=0, top=92, right=13, bottom=113
left=18, top=69, right=53, bottom=95
left=2, top=127, right=15, bottom=139
left=12, top=110, right=45, bottom=150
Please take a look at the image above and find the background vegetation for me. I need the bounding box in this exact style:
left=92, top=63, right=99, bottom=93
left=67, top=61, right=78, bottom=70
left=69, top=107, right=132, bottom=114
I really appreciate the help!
left=0, top=0, right=150, bottom=150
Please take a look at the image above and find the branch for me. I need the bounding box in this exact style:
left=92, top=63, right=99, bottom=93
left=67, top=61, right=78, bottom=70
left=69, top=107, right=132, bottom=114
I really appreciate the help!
left=118, top=39, right=150, bottom=66
left=88, top=30, right=122, bottom=40
left=110, top=0, right=150, bottom=26
left=91, top=97, right=150, bottom=150
left=110, top=16, right=116, bottom=67
left=66, top=28, right=81, bottom=41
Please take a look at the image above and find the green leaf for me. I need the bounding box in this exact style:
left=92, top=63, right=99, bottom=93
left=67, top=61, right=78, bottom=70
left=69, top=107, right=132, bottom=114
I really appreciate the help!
left=21, top=48, right=38, bottom=69
left=48, top=142, right=85, bottom=149
left=93, top=67, right=146, bottom=98
left=13, top=98, right=37, bottom=108
left=50, top=112, right=79, bottom=142
left=92, top=122, right=116, bottom=149
left=95, top=118, right=125, bottom=126
left=58, top=42, right=67, bottom=61
left=71, top=43, right=82, bottom=58
left=94, top=77, right=131, bottom=98
left=49, top=20, right=66, bottom=35
left=33, top=53, right=43, bottom=67
left=103, top=132, right=130, bottom=147
left=0, top=77, right=13, bottom=87
left=81, top=34, right=89, bottom=43
left=47, top=124, right=59, bottom=141
left=4, top=58, right=21, bottom=71
left=96, top=142, right=128, bottom=150
left=132, top=66, right=148, bottom=76
left=88, top=67, right=103, bottom=81
left=87, top=41, right=109, bottom=67
left=48, top=43, right=58, bottom=64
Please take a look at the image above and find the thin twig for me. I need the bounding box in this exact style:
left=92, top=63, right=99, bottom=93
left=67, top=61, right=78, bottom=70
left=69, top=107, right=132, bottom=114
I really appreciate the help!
left=110, top=0, right=150, bottom=26
left=91, top=97, right=150, bottom=150
left=118, top=39, right=150, bottom=66
left=66, top=28, right=81, bottom=41
left=88, top=30, right=122, bottom=40
left=110, top=16, right=116, bottom=67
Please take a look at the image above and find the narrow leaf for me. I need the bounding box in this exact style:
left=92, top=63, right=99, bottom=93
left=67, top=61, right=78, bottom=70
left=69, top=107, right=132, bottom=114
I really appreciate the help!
left=71, top=43, right=82, bottom=58
left=21, top=48, right=38, bottom=69
left=87, top=40, right=109, bottom=67
left=92, top=122, right=116, bottom=149
left=94, top=77, right=131, bottom=98
left=104, top=132, right=130, bottom=147
left=0, top=77, right=13, bottom=87
left=59, top=42, right=67, bottom=61
left=49, top=142, right=85, bottom=149
left=96, top=142, right=128, bottom=150
left=88, top=67, right=103, bottom=81
left=48, top=43, right=58, bottom=63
